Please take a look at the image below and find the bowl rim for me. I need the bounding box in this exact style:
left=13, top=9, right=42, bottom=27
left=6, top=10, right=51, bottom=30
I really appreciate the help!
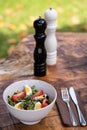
left=3, top=79, right=57, bottom=112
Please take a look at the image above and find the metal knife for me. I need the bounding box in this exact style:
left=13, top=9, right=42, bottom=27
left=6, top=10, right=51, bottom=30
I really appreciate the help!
left=69, top=87, right=86, bottom=126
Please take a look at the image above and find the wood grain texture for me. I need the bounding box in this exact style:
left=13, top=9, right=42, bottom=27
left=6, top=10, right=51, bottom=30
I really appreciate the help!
left=0, top=42, right=34, bottom=81
left=0, top=33, right=87, bottom=130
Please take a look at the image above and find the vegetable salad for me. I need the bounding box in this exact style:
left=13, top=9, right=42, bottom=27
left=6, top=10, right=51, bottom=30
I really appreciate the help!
left=8, top=85, right=52, bottom=110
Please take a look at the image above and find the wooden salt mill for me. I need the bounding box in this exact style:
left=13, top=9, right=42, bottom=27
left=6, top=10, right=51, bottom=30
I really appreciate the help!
left=33, top=16, right=47, bottom=76
left=44, top=8, right=58, bottom=65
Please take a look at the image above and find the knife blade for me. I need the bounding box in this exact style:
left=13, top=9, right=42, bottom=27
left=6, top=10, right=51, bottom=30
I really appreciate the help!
left=69, top=87, right=86, bottom=126
left=69, top=87, right=78, bottom=105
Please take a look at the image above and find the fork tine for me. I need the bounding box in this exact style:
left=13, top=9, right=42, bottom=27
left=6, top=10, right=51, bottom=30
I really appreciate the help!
left=61, top=88, right=69, bottom=101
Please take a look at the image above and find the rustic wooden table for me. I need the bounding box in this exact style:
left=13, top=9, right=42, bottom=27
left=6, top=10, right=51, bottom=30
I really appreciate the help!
left=0, top=33, right=87, bottom=130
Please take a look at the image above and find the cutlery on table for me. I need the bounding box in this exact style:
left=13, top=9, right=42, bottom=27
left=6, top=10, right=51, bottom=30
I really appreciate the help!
left=61, top=88, right=78, bottom=126
left=69, top=87, right=86, bottom=126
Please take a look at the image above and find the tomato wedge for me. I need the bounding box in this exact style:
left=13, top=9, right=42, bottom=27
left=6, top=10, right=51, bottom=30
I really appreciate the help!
left=42, top=98, right=48, bottom=108
left=11, top=92, right=26, bottom=102
left=32, top=90, right=44, bottom=98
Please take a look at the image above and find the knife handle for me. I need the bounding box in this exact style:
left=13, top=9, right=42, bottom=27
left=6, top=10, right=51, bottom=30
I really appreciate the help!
left=77, top=104, right=86, bottom=126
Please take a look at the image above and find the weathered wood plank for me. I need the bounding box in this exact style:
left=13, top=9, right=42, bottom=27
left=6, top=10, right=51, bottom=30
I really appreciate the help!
left=0, top=40, right=34, bottom=81
left=0, top=33, right=87, bottom=130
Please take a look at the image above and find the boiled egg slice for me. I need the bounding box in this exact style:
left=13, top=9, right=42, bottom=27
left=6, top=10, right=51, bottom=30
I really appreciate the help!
left=15, top=102, right=24, bottom=110
left=34, top=95, right=44, bottom=100
left=34, top=102, right=42, bottom=110
left=24, top=85, right=32, bottom=96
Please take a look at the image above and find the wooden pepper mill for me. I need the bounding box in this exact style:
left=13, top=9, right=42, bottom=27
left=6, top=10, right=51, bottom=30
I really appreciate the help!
left=44, top=8, right=58, bottom=65
left=33, top=16, right=47, bottom=76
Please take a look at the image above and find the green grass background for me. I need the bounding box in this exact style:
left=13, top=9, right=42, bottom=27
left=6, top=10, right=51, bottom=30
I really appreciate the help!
left=0, top=0, right=87, bottom=58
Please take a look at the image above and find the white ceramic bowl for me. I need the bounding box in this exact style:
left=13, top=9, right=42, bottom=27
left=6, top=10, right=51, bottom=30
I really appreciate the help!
left=3, top=79, right=57, bottom=125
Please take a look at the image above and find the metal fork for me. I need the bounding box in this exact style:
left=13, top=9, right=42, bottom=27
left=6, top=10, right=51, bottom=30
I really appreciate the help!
left=61, top=88, right=78, bottom=126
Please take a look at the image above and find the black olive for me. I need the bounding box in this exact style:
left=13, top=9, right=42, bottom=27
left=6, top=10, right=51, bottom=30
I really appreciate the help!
left=23, top=104, right=28, bottom=110
left=38, top=99, right=43, bottom=103
left=43, top=94, right=49, bottom=99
